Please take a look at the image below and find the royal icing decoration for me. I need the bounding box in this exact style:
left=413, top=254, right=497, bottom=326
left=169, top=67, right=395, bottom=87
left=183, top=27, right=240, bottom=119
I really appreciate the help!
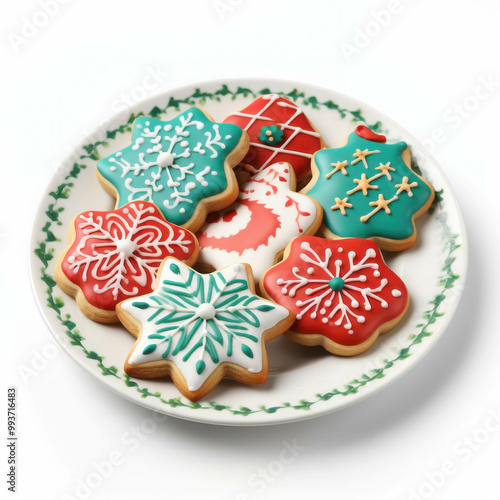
left=121, top=260, right=290, bottom=392
left=262, top=236, right=408, bottom=347
left=196, top=162, right=321, bottom=281
left=305, top=126, right=433, bottom=240
left=60, top=202, right=197, bottom=310
left=258, top=125, right=284, bottom=145
left=97, top=108, right=244, bottom=228
left=223, top=94, right=322, bottom=180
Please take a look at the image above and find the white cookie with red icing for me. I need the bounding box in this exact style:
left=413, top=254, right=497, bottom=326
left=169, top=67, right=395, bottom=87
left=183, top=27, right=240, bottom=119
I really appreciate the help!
left=196, top=162, right=323, bottom=281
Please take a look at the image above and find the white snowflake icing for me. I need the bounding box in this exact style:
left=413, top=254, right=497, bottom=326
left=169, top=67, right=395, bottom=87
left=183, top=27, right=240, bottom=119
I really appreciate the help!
left=99, top=108, right=236, bottom=221
left=66, top=203, right=193, bottom=300
left=276, top=241, right=400, bottom=334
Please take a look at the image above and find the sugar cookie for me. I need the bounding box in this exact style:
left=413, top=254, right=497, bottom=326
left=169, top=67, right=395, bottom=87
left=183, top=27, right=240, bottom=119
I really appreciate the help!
left=261, top=236, right=409, bottom=356
left=196, top=162, right=322, bottom=282
left=55, top=201, right=198, bottom=323
left=223, top=94, right=323, bottom=185
left=302, top=125, right=434, bottom=251
left=117, top=258, right=294, bottom=401
left=96, top=107, right=250, bottom=232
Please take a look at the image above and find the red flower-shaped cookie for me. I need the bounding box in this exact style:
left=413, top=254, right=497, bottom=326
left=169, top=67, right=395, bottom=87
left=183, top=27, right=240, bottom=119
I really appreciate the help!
left=223, top=94, right=322, bottom=182
left=261, top=236, right=408, bottom=355
left=55, top=201, right=199, bottom=323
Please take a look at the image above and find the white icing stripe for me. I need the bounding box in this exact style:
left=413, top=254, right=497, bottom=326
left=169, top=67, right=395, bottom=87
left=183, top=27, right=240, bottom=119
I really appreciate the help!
left=248, top=142, right=316, bottom=159
left=236, top=94, right=277, bottom=130
left=230, top=111, right=320, bottom=137
left=230, top=94, right=320, bottom=170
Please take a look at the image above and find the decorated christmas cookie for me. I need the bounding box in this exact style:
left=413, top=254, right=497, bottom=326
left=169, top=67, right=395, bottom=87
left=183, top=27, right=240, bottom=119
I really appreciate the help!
left=96, top=107, right=250, bottom=232
left=302, top=126, right=434, bottom=251
left=116, top=258, right=294, bottom=401
left=261, top=236, right=409, bottom=356
left=223, top=94, right=323, bottom=184
left=196, top=162, right=323, bottom=282
left=55, top=202, right=199, bottom=323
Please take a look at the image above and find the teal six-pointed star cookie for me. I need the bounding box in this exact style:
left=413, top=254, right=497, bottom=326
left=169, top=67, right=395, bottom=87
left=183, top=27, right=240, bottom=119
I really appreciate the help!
left=96, top=107, right=249, bottom=232
left=116, top=258, right=294, bottom=401
left=302, top=126, right=435, bottom=251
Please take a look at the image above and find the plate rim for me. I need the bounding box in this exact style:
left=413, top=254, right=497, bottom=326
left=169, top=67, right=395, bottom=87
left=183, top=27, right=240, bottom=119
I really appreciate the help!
left=29, top=77, right=469, bottom=426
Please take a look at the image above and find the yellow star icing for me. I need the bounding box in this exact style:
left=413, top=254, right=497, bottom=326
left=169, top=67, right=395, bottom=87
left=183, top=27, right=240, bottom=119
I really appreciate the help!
left=351, top=148, right=380, bottom=168
left=360, top=194, right=398, bottom=222
left=395, top=176, right=419, bottom=197
left=375, top=162, right=396, bottom=180
left=347, top=173, right=379, bottom=196
left=331, top=197, right=353, bottom=216
left=325, top=160, right=349, bottom=179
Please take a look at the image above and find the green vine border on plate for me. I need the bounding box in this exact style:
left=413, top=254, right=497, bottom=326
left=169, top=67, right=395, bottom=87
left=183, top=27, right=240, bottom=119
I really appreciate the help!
left=34, top=84, right=460, bottom=417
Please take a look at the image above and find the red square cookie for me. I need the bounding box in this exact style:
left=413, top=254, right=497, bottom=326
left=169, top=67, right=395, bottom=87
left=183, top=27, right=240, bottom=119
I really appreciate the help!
left=223, top=94, right=323, bottom=181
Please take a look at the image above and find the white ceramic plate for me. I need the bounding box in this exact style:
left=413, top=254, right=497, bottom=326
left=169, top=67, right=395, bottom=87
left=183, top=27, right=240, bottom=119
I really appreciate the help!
left=29, top=78, right=468, bottom=426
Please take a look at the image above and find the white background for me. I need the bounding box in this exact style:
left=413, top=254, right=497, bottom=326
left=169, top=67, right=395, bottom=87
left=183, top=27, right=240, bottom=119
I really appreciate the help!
left=2, top=0, right=500, bottom=499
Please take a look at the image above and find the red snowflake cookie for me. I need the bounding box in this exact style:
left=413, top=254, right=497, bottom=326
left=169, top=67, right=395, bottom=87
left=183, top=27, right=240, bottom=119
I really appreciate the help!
left=56, top=201, right=199, bottom=322
left=223, top=94, right=322, bottom=181
left=261, top=236, right=409, bottom=355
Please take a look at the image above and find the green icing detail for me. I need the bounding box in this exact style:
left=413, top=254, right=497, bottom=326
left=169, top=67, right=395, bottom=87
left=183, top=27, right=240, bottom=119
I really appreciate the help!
left=309, top=132, right=432, bottom=240
left=34, top=83, right=462, bottom=417
left=169, top=263, right=180, bottom=275
left=143, top=344, right=157, bottom=355
left=134, top=266, right=263, bottom=367
left=328, top=277, right=344, bottom=291
left=196, top=360, right=206, bottom=375
left=96, top=107, right=243, bottom=227
left=241, top=344, right=254, bottom=359
left=256, top=304, right=275, bottom=312
left=258, top=125, right=284, bottom=145
left=132, top=302, right=150, bottom=309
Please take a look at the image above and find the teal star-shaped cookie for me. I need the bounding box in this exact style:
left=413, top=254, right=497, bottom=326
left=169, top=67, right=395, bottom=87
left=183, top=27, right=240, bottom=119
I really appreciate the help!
left=116, top=258, right=294, bottom=401
left=302, top=126, right=435, bottom=251
left=96, top=107, right=249, bottom=232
